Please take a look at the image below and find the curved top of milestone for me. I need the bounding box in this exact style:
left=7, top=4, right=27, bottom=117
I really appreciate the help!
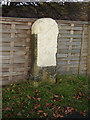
left=31, top=18, right=59, bottom=35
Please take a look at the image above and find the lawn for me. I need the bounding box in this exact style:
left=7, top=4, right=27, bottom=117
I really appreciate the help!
left=2, top=74, right=89, bottom=119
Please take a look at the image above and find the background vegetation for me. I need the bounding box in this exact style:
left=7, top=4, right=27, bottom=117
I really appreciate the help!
left=2, top=2, right=89, bottom=21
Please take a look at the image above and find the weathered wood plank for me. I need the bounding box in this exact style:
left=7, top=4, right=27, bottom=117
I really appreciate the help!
left=0, top=46, right=26, bottom=51
left=87, top=24, right=90, bottom=77
left=60, top=34, right=88, bottom=38
left=15, top=25, right=30, bottom=29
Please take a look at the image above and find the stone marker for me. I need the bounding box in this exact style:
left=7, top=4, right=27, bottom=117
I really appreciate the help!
left=30, top=18, right=59, bottom=83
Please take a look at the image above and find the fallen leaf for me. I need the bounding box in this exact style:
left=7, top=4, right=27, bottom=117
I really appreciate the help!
left=53, top=113, right=56, bottom=117
left=56, top=82, right=59, bottom=84
left=59, top=79, right=62, bottom=82
left=55, top=110, right=58, bottom=114
left=82, top=112, right=86, bottom=116
left=80, top=111, right=83, bottom=115
left=5, top=114, right=8, bottom=117
left=8, top=97, right=10, bottom=100
left=61, top=95, right=64, bottom=99
left=50, top=96, right=53, bottom=99
left=45, top=103, right=48, bottom=106
left=53, top=105, right=57, bottom=108
left=58, top=107, right=61, bottom=110
left=33, top=90, right=38, bottom=93
left=34, top=106, right=38, bottom=110
left=12, top=96, right=15, bottom=99
left=12, top=102, right=14, bottom=105
left=84, top=110, right=86, bottom=112
left=48, top=102, right=53, bottom=107
left=37, top=112, right=40, bottom=115
left=54, top=95, right=59, bottom=98
left=7, top=88, right=10, bottom=91
left=36, top=93, right=39, bottom=96
left=32, top=97, right=35, bottom=100
left=37, top=104, right=40, bottom=108
left=29, top=109, right=33, bottom=114
left=75, top=109, right=77, bottom=112
left=58, top=99, right=63, bottom=102
left=45, top=99, right=48, bottom=102
left=6, top=107, right=11, bottom=111
left=56, top=114, right=63, bottom=118
left=27, top=95, right=31, bottom=100
left=17, top=112, right=22, bottom=116
left=37, top=98, right=41, bottom=101
left=40, top=115, right=43, bottom=118
left=43, top=112, right=48, bottom=116
left=78, top=92, right=83, bottom=97
left=37, top=110, right=43, bottom=113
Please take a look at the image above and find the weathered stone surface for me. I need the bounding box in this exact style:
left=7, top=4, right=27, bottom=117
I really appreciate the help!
left=30, top=18, right=59, bottom=82
left=32, top=18, right=59, bottom=67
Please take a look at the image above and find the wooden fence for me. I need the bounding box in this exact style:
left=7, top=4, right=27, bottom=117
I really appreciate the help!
left=56, top=20, right=89, bottom=75
left=0, top=17, right=89, bottom=85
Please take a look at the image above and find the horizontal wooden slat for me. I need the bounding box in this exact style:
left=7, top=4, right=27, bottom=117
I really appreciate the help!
left=58, top=38, right=88, bottom=42
left=1, top=72, right=25, bottom=76
left=1, top=21, right=28, bottom=25
left=15, top=25, right=30, bottom=29
left=1, top=46, right=26, bottom=51
left=57, top=60, right=86, bottom=65
left=60, top=63, right=86, bottom=66
left=59, top=30, right=88, bottom=35
left=60, top=26, right=82, bottom=30
left=60, top=34, right=88, bottom=38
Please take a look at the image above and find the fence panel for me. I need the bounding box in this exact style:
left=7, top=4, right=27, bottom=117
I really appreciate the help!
left=56, top=20, right=88, bottom=75
left=0, top=17, right=89, bottom=85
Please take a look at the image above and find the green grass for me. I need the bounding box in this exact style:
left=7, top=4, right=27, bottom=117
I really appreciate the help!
left=2, top=74, right=89, bottom=119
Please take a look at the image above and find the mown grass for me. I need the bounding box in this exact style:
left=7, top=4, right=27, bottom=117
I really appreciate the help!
left=2, top=74, right=89, bottom=119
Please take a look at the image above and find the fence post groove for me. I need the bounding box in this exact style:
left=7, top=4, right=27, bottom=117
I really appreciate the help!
left=78, top=24, right=85, bottom=75
left=88, top=23, right=90, bottom=78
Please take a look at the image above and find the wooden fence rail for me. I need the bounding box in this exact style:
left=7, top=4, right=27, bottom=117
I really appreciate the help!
left=0, top=17, right=89, bottom=85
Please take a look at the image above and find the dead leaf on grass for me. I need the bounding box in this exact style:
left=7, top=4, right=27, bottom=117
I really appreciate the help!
left=29, top=109, right=33, bottom=114
left=37, top=98, right=41, bottom=101
left=56, top=114, right=64, bottom=118
left=5, top=114, right=8, bottom=117
left=45, top=103, right=48, bottom=106
left=78, top=92, right=83, bottom=97
left=33, top=90, right=38, bottom=93
left=7, top=88, right=10, bottom=91
left=27, top=95, right=31, bottom=100
left=32, top=97, right=35, bottom=100
left=54, top=95, right=59, bottom=98
left=61, top=95, right=64, bottom=99
left=43, top=112, right=48, bottom=116
left=12, top=96, right=15, bottom=99
left=40, top=115, right=43, bottom=118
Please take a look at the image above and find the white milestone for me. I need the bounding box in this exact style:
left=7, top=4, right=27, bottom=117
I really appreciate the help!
left=32, top=18, right=59, bottom=67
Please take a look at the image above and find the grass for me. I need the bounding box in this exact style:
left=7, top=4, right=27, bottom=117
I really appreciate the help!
left=2, top=74, right=89, bottom=119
